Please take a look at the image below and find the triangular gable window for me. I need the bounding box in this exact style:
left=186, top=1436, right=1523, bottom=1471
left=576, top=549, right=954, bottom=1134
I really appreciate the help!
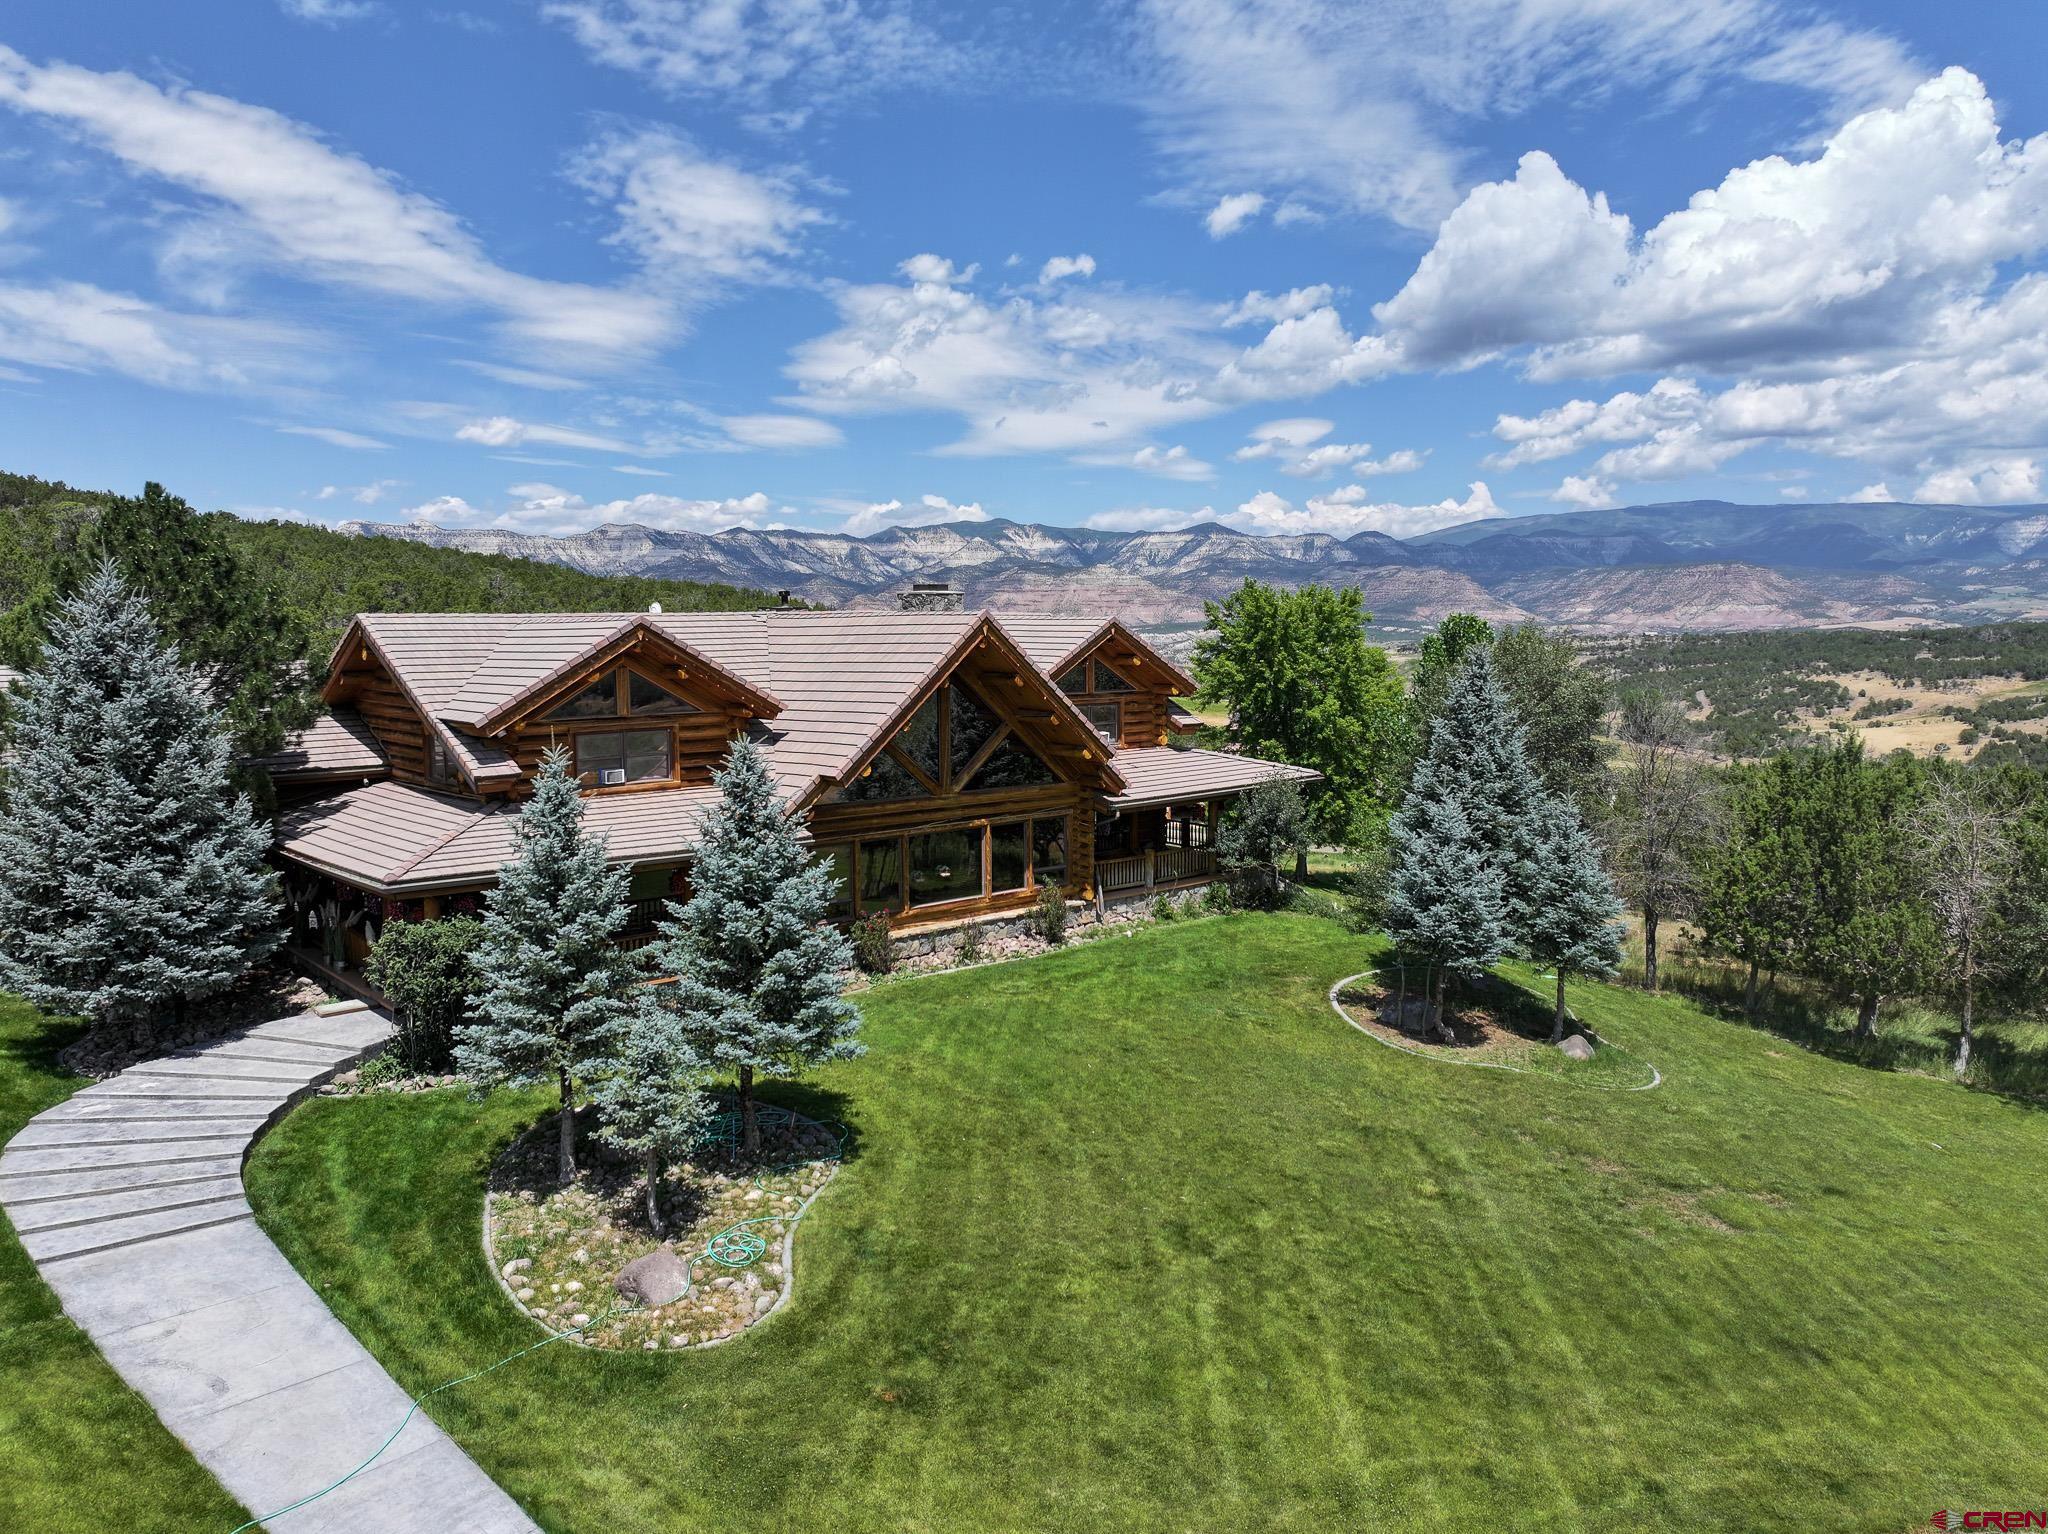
left=1055, top=665, right=1087, bottom=695
left=963, top=732, right=1058, bottom=790
left=837, top=748, right=931, bottom=803
left=1091, top=660, right=1137, bottom=694
left=896, top=695, right=941, bottom=781
left=948, top=682, right=1002, bottom=778
left=628, top=669, right=699, bottom=716
left=545, top=674, right=619, bottom=721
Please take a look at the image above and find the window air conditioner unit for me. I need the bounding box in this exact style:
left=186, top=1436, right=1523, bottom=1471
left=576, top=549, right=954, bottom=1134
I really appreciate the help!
left=599, top=768, right=627, bottom=786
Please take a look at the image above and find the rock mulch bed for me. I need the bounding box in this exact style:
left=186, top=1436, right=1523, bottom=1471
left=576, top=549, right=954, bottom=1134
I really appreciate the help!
left=57, top=961, right=332, bottom=1079
left=485, top=1108, right=840, bottom=1351
left=859, top=894, right=1214, bottom=986
left=1334, top=978, right=1558, bottom=1065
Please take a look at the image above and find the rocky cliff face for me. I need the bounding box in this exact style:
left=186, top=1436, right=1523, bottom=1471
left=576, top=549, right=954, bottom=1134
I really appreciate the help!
left=341, top=499, right=2048, bottom=631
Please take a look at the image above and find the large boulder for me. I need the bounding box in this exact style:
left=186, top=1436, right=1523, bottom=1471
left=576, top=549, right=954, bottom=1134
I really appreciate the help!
left=614, top=1248, right=691, bottom=1307
left=1558, top=1034, right=1596, bottom=1061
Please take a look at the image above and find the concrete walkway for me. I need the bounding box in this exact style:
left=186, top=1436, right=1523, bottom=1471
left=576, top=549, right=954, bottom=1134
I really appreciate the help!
left=1, top=1007, right=541, bottom=1532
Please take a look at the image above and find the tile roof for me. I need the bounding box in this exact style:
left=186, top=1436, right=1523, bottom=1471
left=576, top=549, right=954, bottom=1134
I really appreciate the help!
left=275, top=779, right=727, bottom=893
left=992, top=614, right=1198, bottom=693
left=247, top=707, right=387, bottom=777
left=1103, top=747, right=1319, bottom=810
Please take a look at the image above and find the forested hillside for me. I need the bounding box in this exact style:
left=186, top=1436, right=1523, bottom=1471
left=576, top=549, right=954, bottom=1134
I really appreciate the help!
left=0, top=472, right=783, bottom=759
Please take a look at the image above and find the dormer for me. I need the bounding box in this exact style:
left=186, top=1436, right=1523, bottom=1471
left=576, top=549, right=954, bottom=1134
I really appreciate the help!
left=1045, top=622, right=1196, bottom=751
left=463, top=618, right=781, bottom=796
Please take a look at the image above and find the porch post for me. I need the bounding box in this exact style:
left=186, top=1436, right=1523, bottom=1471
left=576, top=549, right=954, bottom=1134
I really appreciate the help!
left=1145, top=849, right=1156, bottom=890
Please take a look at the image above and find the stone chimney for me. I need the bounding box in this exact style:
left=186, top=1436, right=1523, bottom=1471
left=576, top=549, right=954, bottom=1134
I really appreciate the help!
left=898, top=581, right=964, bottom=613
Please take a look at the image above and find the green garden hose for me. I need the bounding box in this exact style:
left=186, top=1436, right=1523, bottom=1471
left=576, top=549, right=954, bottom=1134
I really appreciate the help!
left=225, top=1102, right=844, bottom=1531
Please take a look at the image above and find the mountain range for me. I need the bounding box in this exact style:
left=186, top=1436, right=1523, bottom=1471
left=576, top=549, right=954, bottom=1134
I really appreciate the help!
left=341, top=500, right=2048, bottom=633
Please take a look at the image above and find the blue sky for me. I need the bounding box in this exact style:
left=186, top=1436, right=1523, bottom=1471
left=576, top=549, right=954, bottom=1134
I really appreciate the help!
left=2, top=0, right=2046, bottom=541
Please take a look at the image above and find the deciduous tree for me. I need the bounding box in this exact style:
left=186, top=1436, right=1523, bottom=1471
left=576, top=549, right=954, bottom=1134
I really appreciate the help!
left=1216, top=774, right=1314, bottom=909
left=1910, top=774, right=2018, bottom=1078
left=1193, top=581, right=1410, bottom=863
left=1492, top=622, right=1612, bottom=805
left=1605, top=691, right=1721, bottom=992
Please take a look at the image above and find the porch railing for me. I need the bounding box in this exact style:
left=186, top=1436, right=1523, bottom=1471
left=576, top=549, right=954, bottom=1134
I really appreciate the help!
left=618, top=897, right=665, bottom=946
left=1097, top=846, right=1219, bottom=897
left=1161, top=819, right=1212, bottom=850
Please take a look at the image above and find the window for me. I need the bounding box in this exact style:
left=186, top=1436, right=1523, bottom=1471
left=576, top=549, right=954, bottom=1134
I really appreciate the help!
left=948, top=682, right=1002, bottom=779
left=838, top=749, right=930, bottom=802
left=908, top=828, right=982, bottom=907
left=968, top=732, right=1058, bottom=789
left=858, top=839, right=903, bottom=912
left=819, top=844, right=855, bottom=918
left=1032, top=817, right=1068, bottom=889
left=575, top=728, right=671, bottom=785
left=1080, top=702, right=1119, bottom=741
left=428, top=733, right=453, bottom=785
left=1092, top=660, right=1137, bottom=693
left=628, top=669, right=698, bottom=716
left=547, top=666, right=700, bottom=722
left=991, top=821, right=1029, bottom=892
left=896, top=694, right=942, bottom=782
left=547, top=674, right=619, bottom=721
left=1055, top=665, right=1087, bottom=695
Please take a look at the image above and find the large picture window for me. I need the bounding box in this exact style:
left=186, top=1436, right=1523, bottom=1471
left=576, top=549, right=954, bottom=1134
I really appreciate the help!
left=991, top=820, right=1029, bottom=892
left=908, top=829, right=982, bottom=907
left=575, top=728, right=671, bottom=785
left=858, top=838, right=903, bottom=911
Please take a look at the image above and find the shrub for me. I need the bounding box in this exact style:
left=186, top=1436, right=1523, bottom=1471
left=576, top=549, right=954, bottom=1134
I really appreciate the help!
left=1216, top=777, right=1311, bottom=910
left=1032, top=881, right=1069, bottom=945
left=1151, top=893, right=1178, bottom=923
left=1202, top=878, right=1235, bottom=914
left=352, top=1048, right=406, bottom=1092
left=955, top=923, right=988, bottom=964
left=364, top=915, right=484, bottom=1071
left=851, top=912, right=895, bottom=975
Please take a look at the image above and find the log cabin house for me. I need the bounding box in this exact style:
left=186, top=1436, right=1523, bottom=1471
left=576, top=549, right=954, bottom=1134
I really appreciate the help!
left=256, top=606, right=1317, bottom=969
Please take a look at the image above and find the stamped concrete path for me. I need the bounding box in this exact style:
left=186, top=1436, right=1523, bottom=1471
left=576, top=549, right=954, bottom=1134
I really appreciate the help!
left=0, top=1007, right=541, bottom=1532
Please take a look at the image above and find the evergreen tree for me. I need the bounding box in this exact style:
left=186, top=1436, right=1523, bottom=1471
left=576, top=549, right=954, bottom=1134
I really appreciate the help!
left=458, top=746, right=639, bottom=1182
left=1512, top=791, right=1625, bottom=1041
left=1193, top=581, right=1410, bottom=862
left=1789, top=739, right=1937, bottom=1037
left=1385, top=791, right=1507, bottom=1033
left=589, top=1007, right=714, bottom=1235
left=1382, top=648, right=1545, bottom=1031
left=641, top=738, right=861, bottom=1154
left=1418, top=647, right=1545, bottom=884
left=1696, top=755, right=1817, bottom=1017
left=0, top=562, right=279, bottom=1029
left=1407, top=612, right=1495, bottom=748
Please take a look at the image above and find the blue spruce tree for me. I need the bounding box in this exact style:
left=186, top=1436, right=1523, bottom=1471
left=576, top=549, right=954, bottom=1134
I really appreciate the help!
left=459, top=746, right=638, bottom=1182
left=590, top=1006, right=714, bottom=1235
left=1512, top=789, right=1626, bottom=1041
left=1383, top=648, right=1541, bottom=1032
left=642, top=737, right=860, bottom=1154
left=0, top=562, right=278, bottom=1030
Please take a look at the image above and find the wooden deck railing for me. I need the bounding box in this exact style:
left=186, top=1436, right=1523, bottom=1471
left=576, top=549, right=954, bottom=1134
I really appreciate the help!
left=1096, top=846, right=1220, bottom=898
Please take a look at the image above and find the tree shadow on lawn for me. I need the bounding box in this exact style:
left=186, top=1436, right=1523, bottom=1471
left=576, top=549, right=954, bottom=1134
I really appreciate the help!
left=1636, top=954, right=2048, bottom=1106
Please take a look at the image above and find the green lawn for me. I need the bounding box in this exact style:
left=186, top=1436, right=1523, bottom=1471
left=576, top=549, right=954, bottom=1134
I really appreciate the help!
left=243, top=914, right=2048, bottom=1532
left=0, top=999, right=248, bottom=1532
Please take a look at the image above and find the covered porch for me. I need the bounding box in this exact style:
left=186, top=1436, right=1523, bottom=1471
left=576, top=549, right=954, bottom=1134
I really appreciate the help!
left=1092, top=801, right=1219, bottom=900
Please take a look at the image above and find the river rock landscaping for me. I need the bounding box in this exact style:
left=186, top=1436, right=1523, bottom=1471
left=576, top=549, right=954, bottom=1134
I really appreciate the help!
left=484, top=1105, right=840, bottom=1351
